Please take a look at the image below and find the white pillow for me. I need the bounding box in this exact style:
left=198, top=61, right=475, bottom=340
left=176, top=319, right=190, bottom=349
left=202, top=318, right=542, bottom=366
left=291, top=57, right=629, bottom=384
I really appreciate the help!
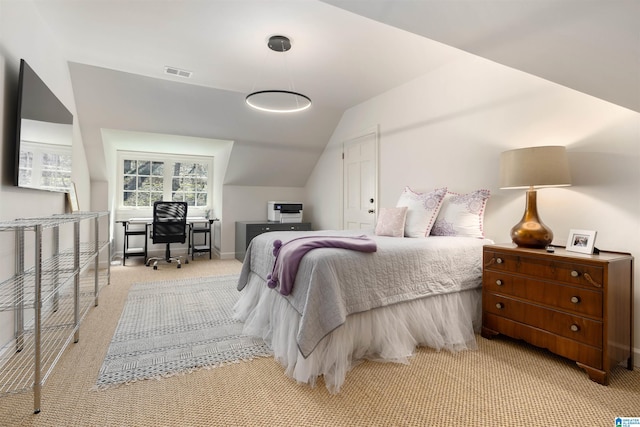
left=430, top=189, right=490, bottom=238
left=396, top=186, right=447, bottom=237
left=375, top=206, right=408, bottom=237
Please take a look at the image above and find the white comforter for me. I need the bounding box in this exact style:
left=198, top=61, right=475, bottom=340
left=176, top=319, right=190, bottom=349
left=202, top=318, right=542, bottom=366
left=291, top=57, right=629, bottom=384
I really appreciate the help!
left=238, top=229, right=491, bottom=358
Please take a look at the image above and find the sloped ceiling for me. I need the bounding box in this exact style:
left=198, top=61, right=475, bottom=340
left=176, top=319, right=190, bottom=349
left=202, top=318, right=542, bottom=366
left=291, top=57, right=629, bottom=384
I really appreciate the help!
left=39, top=0, right=462, bottom=186
left=68, top=62, right=343, bottom=187
left=33, top=0, right=640, bottom=188
left=323, top=0, right=640, bottom=114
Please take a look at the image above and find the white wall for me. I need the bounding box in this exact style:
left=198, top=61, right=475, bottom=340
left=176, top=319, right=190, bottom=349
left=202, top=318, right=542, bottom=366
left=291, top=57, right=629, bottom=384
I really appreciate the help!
left=0, top=2, right=91, bottom=348
left=306, top=54, right=640, bottom=364
left=221, top=185, right=307, bottom=259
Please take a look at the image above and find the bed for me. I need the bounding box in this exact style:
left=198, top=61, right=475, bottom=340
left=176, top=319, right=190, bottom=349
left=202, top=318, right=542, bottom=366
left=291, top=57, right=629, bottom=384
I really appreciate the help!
left=233, top=228, right=493, bottom=393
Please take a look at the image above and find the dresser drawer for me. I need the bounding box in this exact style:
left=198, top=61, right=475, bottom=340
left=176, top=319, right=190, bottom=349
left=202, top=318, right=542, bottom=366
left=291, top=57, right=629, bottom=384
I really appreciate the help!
left=249, top=223, right=312, bottom=233
left=484, top=250, right=604, bottom=289
left=236, top=221, right=312, bottom=262
left=483, top=313, right=603, bottom=369
left=483, top=271, right=603, bottom=317
left=483, top=292, right=603, bottom=347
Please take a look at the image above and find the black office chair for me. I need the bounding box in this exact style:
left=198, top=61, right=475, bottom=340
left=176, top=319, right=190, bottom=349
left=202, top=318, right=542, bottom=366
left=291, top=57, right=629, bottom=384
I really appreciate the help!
left=146, top=201, right=189, bottom=270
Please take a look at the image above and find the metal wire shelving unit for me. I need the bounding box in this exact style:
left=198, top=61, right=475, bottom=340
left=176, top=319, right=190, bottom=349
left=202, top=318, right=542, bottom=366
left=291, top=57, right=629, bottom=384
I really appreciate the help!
left=0, top=211, right=110, bottom=414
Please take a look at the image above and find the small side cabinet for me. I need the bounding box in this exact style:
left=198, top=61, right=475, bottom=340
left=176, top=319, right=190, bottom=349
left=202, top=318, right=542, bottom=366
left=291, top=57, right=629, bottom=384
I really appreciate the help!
left=235, top=221, right=312, bottom=262
left=190, top=219, right=215, bottom=260
left=481, top=243, right=634, bottom=385
left=118, top=220, right=147, bottom=265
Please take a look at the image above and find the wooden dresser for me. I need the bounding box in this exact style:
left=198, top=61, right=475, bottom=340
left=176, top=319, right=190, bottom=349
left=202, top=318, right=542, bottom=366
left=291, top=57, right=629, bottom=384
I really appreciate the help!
left=481, top=243, right=634, bottom=385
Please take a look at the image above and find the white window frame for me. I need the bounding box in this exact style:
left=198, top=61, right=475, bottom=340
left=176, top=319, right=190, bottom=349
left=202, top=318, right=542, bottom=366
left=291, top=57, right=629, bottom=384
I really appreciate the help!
left=116, top=151, right=214, bottom=215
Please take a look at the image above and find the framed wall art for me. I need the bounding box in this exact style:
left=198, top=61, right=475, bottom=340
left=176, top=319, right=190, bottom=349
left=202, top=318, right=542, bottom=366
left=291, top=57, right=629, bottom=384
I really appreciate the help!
left=67, top=181, right=80, bottom=212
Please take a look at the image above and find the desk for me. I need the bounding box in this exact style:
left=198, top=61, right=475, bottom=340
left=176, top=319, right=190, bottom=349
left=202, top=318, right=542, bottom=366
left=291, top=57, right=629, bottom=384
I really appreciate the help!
left=117, top=217, right=218, bottom=264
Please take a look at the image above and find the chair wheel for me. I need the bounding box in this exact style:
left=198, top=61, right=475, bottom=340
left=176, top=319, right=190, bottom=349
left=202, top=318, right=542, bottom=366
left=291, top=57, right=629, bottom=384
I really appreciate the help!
left=185, top=260, right=189, bottom=264
left=177, top=264, right=181, bottom=268
left=153, top=265, right=158, bottom=270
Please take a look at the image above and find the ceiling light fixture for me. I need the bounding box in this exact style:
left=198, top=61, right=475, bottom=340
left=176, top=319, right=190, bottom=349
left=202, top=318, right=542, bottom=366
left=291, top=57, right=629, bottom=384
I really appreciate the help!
left=246, top=35, right=311, bottom=113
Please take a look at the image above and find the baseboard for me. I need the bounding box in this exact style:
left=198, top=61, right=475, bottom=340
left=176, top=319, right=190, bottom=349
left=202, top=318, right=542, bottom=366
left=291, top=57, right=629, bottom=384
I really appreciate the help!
left=634, top=347, right=640, bottom=368
left=81, top=260, right=112, bottom=272
left=219, top=251, right=237, bottom=260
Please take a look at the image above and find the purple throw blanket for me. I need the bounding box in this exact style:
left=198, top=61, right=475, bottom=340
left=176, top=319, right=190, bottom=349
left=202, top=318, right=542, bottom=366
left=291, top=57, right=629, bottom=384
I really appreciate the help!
left=267, top=235, right=377, bottom=296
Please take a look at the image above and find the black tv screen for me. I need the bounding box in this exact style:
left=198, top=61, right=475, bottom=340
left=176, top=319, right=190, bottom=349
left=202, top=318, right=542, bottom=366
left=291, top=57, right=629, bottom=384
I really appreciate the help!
left=15, top=59, right=73, bottom=192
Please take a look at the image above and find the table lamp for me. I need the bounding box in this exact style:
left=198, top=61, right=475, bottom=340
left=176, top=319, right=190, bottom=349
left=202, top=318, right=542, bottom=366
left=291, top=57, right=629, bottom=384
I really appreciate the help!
left=500, top=146, right=571, bottom=248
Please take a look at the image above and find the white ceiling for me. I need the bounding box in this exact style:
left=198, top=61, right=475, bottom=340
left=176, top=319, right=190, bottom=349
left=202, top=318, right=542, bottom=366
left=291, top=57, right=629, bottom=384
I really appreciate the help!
left=325, top=0, right=640, bottom=113
left=30, top=0, right=640, bottom=187
left=36, top=0, right=460, bottom=110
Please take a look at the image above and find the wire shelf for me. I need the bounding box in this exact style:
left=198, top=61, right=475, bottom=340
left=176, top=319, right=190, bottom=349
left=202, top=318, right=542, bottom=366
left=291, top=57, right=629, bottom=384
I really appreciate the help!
left=0, top=211, right=110, bottom=413
left=0, top=241, right=109, bottom=310
left=0, top=268, right=107, bottom=395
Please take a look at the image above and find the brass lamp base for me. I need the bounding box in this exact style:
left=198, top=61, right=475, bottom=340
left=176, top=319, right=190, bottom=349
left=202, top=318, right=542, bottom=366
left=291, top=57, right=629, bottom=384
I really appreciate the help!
left=511, top=190, right=553, bottom=249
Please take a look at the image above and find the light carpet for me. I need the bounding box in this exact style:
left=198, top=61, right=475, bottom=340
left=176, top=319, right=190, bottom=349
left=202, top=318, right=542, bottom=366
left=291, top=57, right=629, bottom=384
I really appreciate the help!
left=95, top=274, right=271, bottom=388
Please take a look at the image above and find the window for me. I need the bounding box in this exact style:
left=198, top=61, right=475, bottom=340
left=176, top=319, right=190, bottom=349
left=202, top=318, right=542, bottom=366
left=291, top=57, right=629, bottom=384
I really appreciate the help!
left=118, top=152, right=213, bottom=209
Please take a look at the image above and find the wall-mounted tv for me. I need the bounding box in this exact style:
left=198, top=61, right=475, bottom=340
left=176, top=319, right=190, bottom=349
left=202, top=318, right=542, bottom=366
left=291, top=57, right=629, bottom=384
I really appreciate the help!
left=15, top=59, right=73, bottom=192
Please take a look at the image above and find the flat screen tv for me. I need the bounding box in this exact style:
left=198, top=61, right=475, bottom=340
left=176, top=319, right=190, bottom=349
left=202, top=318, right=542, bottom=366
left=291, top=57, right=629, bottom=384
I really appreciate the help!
left=15, top=59, right=73, bottom=192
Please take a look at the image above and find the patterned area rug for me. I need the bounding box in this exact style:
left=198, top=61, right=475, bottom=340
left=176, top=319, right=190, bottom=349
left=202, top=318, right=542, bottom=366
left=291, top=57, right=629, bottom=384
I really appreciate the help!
left=95, top=274, right=271, bottom=389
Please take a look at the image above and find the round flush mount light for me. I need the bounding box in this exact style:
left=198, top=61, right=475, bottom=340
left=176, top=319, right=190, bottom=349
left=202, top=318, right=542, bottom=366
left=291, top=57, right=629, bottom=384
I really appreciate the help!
left=245, top=90, right=312, bottom=113
left=245, top=35, right=312, bottom=113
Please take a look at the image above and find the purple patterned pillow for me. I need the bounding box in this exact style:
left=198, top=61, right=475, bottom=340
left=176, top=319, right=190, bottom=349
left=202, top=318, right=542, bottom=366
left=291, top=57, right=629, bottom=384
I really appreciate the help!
left=396, top=186, right=447, bottom=237
left=375, top=206, right=408, bottom=237
left=431, top=189, right=490, bottom=238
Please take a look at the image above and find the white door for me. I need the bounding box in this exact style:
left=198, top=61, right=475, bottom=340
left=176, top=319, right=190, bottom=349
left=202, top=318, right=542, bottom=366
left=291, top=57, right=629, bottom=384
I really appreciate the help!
left=343, top=129, right=378, bottom=230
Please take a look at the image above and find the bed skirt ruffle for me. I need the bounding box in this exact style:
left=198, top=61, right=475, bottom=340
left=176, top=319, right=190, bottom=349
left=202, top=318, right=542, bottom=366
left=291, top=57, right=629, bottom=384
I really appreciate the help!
left=233, top=272, right=481, bottom=393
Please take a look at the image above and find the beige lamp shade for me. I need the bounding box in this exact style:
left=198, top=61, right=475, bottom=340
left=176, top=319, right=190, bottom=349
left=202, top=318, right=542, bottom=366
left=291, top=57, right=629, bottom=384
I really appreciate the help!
left=499, top=145, right=571, bottom=248
left=500, top=146, right=571, bottom=189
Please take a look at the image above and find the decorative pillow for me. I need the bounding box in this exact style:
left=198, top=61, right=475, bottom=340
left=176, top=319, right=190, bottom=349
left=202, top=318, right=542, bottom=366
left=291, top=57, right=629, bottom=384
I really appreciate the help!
left=375, top=206, right=408, bottom=237
left=430, top=189, right=491, bottom=238
left=396, top=186, right=447, bottom=237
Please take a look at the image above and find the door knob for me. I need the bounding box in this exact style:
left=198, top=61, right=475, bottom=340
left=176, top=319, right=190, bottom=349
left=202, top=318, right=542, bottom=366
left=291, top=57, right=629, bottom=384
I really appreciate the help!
left=368, top=209, right=375, bottom=214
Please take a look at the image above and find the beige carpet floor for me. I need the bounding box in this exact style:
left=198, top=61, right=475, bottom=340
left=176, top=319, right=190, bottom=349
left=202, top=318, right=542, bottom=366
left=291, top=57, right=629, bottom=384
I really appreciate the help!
left=0, top=256, right=638, bottom=426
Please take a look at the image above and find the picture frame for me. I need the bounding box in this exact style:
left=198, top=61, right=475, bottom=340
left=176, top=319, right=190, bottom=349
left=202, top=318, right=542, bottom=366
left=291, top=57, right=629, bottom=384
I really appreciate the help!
left=566, top=229, right=597, bottom=254
left=67, top=182, right=80, bottom=212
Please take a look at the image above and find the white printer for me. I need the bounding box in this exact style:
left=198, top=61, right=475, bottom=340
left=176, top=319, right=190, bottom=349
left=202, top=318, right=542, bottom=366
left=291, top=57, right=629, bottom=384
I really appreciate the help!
left=268, top=201, right=303, bottom=223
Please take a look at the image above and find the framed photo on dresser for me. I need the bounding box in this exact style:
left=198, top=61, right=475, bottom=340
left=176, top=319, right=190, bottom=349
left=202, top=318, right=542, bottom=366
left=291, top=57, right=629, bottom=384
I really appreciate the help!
left=566, top=229, right=597, bottom=254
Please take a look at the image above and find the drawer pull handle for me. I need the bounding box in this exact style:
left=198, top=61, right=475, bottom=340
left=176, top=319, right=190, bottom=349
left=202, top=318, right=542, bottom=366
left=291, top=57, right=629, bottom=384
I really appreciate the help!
left=495, top=279, right=503, bottom=286
left=570, top=324, right=580, bottom=332
left=571, top=271, right=602, bottom=288
left=495, top=302, right=504, bottom=309
left=583, top=273, right=602, bottom=288
left=265, top=227, right=270, bottom=231
left=496, top=258, right=503, bottom=264
left=290, top=226, right=295, bottom=230
left=570, top=296, right=581, bottom=304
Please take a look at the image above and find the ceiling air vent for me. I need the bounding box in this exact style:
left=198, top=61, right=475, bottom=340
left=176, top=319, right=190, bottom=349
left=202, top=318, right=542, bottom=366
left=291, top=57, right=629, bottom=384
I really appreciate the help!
left=164, top=66, right=192, bottom=78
